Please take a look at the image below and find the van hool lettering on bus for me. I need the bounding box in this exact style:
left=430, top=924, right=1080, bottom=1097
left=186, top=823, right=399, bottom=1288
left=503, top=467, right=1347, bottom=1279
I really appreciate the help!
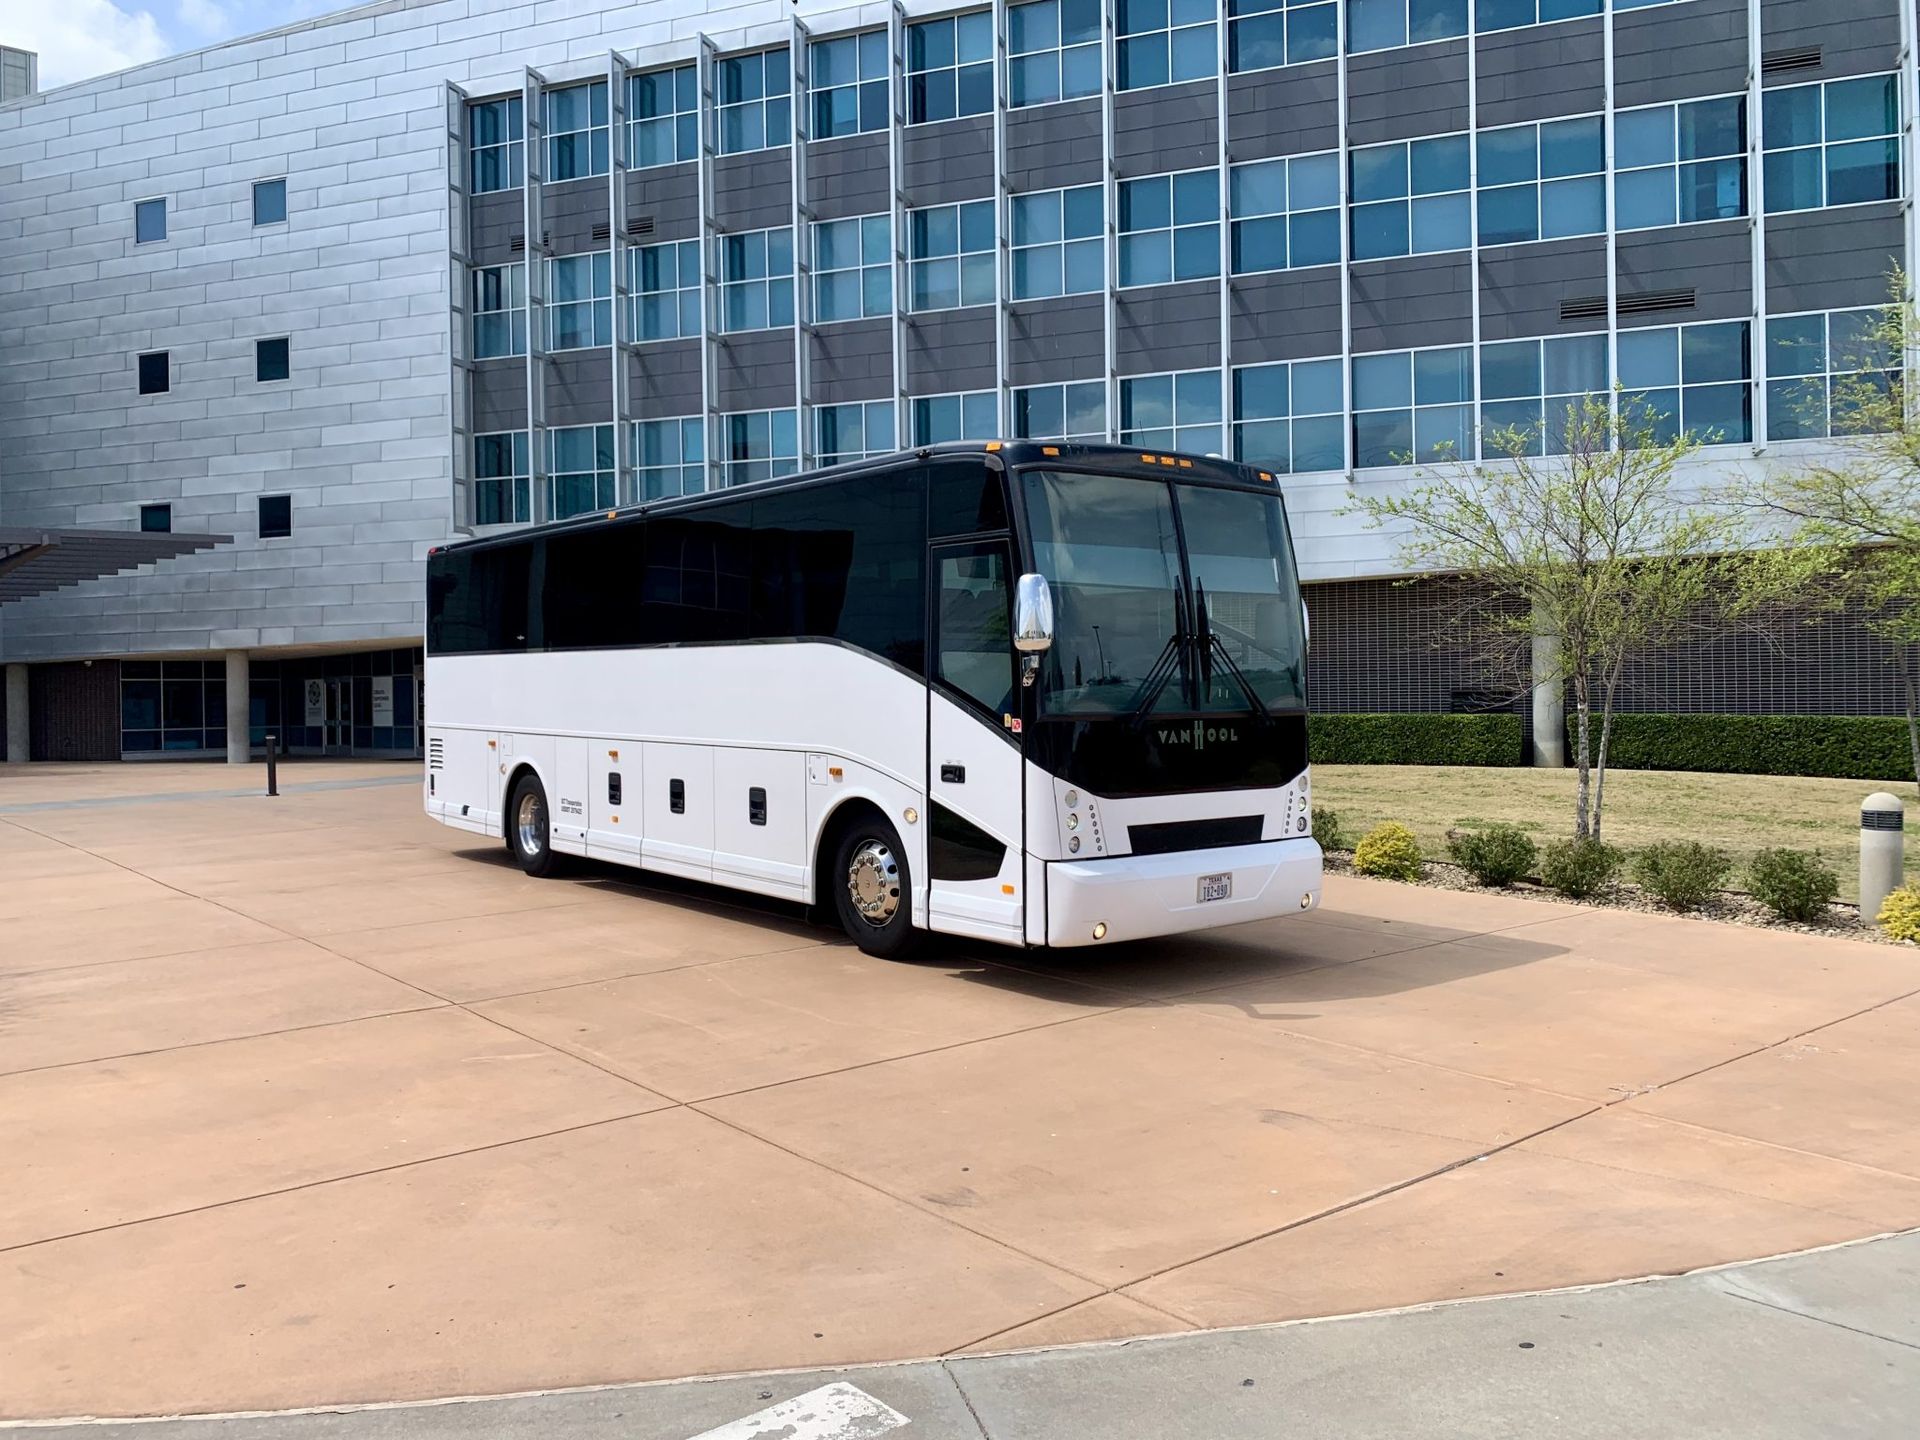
left=1154, top=721, right=1241, bottom=750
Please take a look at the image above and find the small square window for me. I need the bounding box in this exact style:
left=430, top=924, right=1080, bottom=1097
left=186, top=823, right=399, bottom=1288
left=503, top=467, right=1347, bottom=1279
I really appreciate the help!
left=137, top=351, right=170, bottom=395
left=256, top=337, right=290, bottom=383
left=139, top=503, right=173, bottom=533
left=252, top=178, right=287, bottom=226
left=135, top=198, right=167, bottom=243
left=258, top=494, right=292, bottom=539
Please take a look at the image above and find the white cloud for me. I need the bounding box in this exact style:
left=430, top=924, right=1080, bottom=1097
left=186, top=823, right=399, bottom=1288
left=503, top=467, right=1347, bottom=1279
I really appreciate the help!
left=7, top=0, right=171, bottom=89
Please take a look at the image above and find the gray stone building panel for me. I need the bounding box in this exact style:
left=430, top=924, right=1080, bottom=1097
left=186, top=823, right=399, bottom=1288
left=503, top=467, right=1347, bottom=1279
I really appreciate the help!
left=1346, top=41, right=1467, bottom=146
left=631, top=341, right=703, bottom=417
left=1616, top=222, right=1751, bottom=326
left=1474, top=20, right=1605, bottom=129
left=1226, top=63, right=1337, bottom=162
left=1764, top=205, right=1904, bottom=314
left=807, top=133, right=889, bottom=219
left=1229, top=270, right=1342, bottom=363
left=1116, top=281, right=1220, bottom=373
left=903, top=116, right=993, bottom=206
left=905, top=308, right=996, bottom=392
left=1615, top=0, right=1748, bottom=108
left=712, top=149, right=791, bottom=233
left=1113, top=80, right=1216, bottom=180
left=1004, top=99, right=1102, bottom=194
left=1007, top=296, right=1105, bottom=386
left=1759, top=0, right=1900, bottom=84
left=542, top=178, right=607, bottom=258
left=545, top=348, right=611, bottom=427
left=629, top=163, right=699, bottom=236
left=1350, top=255, right=1473, bottom=352
left=1478, top=236, right=1608, bottom=342
left=714, top=330, right=795, bottom=412
left=809, top=318, right=894, bottom=404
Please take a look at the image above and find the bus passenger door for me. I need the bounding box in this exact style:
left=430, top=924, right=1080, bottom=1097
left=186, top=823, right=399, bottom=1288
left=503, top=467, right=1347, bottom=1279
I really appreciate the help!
left=927, top=541, right=1024, bottom=945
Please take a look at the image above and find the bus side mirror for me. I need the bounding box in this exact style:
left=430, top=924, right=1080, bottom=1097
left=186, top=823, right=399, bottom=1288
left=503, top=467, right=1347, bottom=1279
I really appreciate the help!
left=1013, top=573, right=1054, bottom=653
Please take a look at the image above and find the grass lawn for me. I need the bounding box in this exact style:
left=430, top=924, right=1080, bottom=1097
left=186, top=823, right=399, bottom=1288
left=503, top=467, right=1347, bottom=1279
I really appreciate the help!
left=1310, top=765, right=1920, bottom=906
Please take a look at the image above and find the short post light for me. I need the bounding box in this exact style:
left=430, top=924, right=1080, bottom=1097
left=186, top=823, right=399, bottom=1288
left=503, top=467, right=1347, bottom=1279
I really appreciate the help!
left=1860, top=792, right=1904, bottom=926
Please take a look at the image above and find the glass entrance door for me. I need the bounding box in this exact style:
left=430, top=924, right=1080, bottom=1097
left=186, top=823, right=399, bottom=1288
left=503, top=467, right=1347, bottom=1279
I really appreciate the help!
left=324, top=678, right=353, bottom=755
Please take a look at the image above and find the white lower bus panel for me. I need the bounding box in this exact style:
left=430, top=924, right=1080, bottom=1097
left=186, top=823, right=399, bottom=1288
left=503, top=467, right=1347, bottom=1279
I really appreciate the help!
left=1044, top=836, right=1323, bottom=947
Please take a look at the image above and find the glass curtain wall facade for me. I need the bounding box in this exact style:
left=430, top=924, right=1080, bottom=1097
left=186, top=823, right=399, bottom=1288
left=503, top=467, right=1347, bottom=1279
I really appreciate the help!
left=454, top=0, right=1914, bottom=527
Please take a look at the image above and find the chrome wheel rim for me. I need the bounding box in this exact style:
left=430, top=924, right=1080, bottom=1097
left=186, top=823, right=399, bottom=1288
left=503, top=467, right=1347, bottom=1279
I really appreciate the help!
left=846, top=838, right=901, bottom=927
left=516, top=790, right=545, bottom=856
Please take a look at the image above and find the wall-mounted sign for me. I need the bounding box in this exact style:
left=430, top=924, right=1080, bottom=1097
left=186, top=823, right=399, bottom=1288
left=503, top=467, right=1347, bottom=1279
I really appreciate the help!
left=371, top=676, right=394, bottom=728
left=304, top=678, right=325, bottom=726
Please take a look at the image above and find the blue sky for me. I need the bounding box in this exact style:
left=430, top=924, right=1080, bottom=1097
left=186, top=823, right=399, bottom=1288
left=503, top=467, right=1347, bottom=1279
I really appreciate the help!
left=10, top=0, right=347, bottom=90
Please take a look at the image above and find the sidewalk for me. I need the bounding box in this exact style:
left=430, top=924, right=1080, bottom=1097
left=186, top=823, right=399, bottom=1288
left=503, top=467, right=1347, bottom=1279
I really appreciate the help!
left=13, top=1232, right=1916, bottom=1438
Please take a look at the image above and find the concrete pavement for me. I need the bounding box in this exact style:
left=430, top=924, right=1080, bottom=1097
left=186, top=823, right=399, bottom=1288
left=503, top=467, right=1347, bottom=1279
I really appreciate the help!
left=10, top=1233, right=1917, bottom=1437
left=2, top=761, right=1918, bottom=1422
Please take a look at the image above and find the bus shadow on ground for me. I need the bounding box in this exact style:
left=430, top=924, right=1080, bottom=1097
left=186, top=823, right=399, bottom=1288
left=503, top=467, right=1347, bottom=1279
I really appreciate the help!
left=449, top=844, right=1568, bottom=1016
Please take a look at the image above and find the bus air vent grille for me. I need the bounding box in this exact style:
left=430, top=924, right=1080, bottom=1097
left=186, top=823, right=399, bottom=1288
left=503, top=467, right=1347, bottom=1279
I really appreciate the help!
left=1128, top=816, right=1263, bottom=856
left=427, top=738, right=444, bottom=771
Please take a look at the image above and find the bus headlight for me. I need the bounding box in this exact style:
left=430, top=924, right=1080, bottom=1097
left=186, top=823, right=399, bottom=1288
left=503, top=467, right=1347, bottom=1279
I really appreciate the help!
left=1066, top=812, right=1079, bottom=831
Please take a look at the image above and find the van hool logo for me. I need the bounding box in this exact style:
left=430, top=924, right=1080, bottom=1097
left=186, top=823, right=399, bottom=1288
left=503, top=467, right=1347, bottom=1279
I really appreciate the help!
left=1155, top=721, right=1240, bottom=749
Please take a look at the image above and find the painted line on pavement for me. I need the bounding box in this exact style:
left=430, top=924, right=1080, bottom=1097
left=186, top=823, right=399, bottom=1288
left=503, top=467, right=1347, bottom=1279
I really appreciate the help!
left=0, top=774, right=418, bottom=814
left=686, top=1382, right=908, bottom=1440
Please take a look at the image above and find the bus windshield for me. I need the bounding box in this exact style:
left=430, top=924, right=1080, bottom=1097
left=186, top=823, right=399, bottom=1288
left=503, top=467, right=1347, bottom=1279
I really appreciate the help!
left=1020, top=469, right=1306, bottom=718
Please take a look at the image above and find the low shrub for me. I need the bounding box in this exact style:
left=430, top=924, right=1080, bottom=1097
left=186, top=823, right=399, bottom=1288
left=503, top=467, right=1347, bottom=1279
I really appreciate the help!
left=1631, top=840, right=1733, bottom=911
left=1540, top=837, right=1624, bottom=900
left=1311, top=806, right=1348, bottom=853
left=1586, top=713, right=1913, bottom=782
left=1353, top=821, right=1424, bottom=881
left=1746, top=848, right=1841, bottom=923
left=1310, top=712, right=1522, bottom=767
left=1446, top=824, right=1539, bottom=887
left=1880, top=885, right=1920, bottom=943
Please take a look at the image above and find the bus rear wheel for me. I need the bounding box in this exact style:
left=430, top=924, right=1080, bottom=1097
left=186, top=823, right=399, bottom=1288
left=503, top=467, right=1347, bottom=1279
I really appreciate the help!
left=831, top=816, right=920, bottom=959
left=508, top=771, right=560, bottom=878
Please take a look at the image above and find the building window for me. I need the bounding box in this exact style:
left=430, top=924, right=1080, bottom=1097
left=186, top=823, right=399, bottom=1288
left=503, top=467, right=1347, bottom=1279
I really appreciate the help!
left=473, top=263, right=527, bottom=358
left=1476, top=115, right=1604, bottom=246
left=1229, top=151, right=1340, bottom=273
left=1011, top=185, right=1104, bottom=299
left=913, top=391, right=999, bottom=444
left=909, top=11, right=993, bottom=124
left=255, top=337, right=290, bottom=384
left=140, top=503, right=173, bottom=533
left=1617, top=320, right=1751, bottom=445
left=816, top=400, right=896, bottom=464
left=630, top=65, right=698, bottom=168
left=549, top=424, right=616, bottom=518
left=474, top=431, right=531, bottom=525
left=121, top=660, right=227, bottom=754
left=545, top=81, right=609, bottom=181
left=1614, top=95, right=1747, bottom=231
left=718, top=47, right=792, bottom=154
left=1119, top=169, right=1220, bottom=286
left=1117, top=0, right=1217, bottom=91
left=721, top=408, right=800, bottom=485
left=251, top=178, right=287, bottom=227
left=1345, top=0, right=1467, bottom=55
left=1232, top=358, right=1344, bottom=473
left=134, top=197, right=166, bottom=244
left=137, top=351, right=169, bottom=396
left=1474, top=0, right=1601, bottom=31
left=1763, top=74, right=1900, bottom=214
left=1009, top=0, right=1103, bottom=108
left=631, top=240, right=701, bottom=341
left=720, top=227, right=795, bottom=332
left=811, top=31, right=889, bottom=138
left=634, top=417, right=706, bottom=500
left=1352, top=345, right=1474, bottom=467
left=547, top=252, right=613, bottom=350
left=1349, top=133, right=1470, bottom=259
left=1478, top=333, right=1608, bottom=454
left=1120, top=370, right=1223, bottom=454
left=1766, top=309, right=1898, bottom=441
left=813, top=214, right=892, bottom=322
left=470, top=96, right=524, bottom=192
left=259, top=494, right=293, bottom=539
left=911, top=200, right=995, bottom=311
left=1228, top=0, right=1336, bottom=73
left=1014, top=380, right=1108, bottom=441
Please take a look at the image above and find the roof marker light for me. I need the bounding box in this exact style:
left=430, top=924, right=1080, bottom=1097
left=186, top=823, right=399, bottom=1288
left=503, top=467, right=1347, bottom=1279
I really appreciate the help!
left=986, top=440, right=1002, bottom=452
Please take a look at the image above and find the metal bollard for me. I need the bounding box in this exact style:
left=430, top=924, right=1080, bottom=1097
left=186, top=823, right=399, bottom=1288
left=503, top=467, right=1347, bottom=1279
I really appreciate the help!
left=1860, top=792, right=1904, bottom=925
left=264, top=731, right=279, bottom=798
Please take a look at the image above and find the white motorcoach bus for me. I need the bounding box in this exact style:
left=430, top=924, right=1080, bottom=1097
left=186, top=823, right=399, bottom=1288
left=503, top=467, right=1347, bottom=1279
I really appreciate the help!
left=423, top=441, right=1321, bottom=955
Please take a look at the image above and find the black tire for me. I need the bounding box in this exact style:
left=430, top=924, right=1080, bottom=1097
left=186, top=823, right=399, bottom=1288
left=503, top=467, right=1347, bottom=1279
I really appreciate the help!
left=507, top=771, right=560, bottom=878
left=830, top=813, right=921, bottom=959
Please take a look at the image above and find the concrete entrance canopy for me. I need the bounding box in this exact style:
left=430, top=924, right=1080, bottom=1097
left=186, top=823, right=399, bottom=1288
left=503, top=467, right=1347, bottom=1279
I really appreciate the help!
left=0, top=526, right=231, bottom=604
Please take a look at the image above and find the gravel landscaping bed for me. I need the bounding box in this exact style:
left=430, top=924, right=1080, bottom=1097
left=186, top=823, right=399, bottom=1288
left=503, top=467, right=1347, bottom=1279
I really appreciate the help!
left=1322, top=851, right=1910, bottom=947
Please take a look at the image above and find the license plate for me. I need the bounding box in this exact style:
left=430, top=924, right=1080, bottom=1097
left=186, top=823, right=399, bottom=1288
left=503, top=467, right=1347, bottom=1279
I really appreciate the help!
left=1197, top=873, right=1232, bottom=904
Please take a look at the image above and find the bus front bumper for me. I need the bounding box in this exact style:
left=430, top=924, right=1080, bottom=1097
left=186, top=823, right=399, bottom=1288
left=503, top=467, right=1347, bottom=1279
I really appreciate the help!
left=1044, top=837, right=1324, bottom=947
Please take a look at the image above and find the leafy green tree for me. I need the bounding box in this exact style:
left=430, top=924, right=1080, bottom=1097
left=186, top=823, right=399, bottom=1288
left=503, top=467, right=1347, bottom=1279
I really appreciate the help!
left=1348, top=393, right=1748, bottom=840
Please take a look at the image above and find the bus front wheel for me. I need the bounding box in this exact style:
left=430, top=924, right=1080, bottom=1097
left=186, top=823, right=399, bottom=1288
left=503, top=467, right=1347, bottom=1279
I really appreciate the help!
left=831, top=816, right=920, bottom=959
left=508, top=771, right=560, bottom=878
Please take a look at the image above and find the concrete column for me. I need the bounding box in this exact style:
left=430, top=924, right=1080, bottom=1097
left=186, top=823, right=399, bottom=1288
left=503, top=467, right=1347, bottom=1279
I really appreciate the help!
left=1530, top=612, right=1566, bottom=769
left=224, top=651, right=250, bottom=765
left=4, top=663, right=26, bottom=763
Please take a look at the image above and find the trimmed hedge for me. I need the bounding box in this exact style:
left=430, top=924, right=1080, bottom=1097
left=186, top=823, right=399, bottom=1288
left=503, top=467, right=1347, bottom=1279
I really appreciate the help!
left=1584, top=714, right=1914, bottom=782
left=1310, top=712, right=1522, bottom=767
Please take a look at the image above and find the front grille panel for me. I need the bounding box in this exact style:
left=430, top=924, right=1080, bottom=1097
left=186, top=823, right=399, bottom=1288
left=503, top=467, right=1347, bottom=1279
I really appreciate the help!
left=1128, top=815, right=1264, bottom=855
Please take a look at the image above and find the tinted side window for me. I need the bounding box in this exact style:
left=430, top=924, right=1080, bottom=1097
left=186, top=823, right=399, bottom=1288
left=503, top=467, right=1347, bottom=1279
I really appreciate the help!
left=641, top=504, right=753, bottom=643
left=749, top=472, right=926, bottom=671
left=544, top=522, right=645, bottom=648
left=427, top=542, right=532, bottom=653
left=928, top=458, right=1008, bottom=537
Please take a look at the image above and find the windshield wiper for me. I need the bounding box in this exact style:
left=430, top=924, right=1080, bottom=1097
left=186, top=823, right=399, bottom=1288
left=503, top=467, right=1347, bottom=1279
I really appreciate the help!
left=1127, top=586, right=1189, bottom=725
left=1195, top=581, right=1268, bottom=720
